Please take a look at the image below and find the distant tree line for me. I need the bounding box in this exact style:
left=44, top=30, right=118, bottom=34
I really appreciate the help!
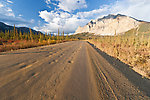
left=0, top=25, right=70, bottom=43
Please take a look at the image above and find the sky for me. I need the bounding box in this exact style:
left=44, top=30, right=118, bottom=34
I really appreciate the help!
left=0, top=0, right=150, bottom=34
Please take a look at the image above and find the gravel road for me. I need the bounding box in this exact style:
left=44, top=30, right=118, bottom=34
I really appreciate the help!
left=0, top=41, right=149, bottom=100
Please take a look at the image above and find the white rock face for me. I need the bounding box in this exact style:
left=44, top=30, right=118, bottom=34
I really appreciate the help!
left=75, top=14, right=141, bottom=35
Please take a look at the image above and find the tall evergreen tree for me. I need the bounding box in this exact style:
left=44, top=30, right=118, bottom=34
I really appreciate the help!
left=45, top=32, right=48, bottom=40
left=4, top=30, right=9, bottom=40
left=29, top=28, right=33, bottom=42
left=16, top=29, right=19, bottom=40
left=13, top=24, right=16, bottom=40
left=49, top=32, right=51, bottom=39
left=39, top=33, right=43, bottom=43
left=48, top=34, right=51, bottom=44
left=19, top=30, right=23, bottom=40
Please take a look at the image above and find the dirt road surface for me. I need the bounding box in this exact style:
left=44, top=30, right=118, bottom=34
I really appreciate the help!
left=0, top=41, right=150, bottom=100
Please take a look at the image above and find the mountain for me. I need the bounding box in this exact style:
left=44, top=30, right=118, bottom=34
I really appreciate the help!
left=75, top=14, right=149, bottom=35
left=0, top=22, right=41, bottom=34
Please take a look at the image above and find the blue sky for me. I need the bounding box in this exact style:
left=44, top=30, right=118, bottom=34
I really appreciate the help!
left=0, top=0, right=150, bottom=33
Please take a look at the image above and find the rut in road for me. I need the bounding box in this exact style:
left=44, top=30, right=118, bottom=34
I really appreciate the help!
left=0, top=41, right=149, bottom=100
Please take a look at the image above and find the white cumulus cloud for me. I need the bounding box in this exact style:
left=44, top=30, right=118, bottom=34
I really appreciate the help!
left=34, top=10, right=88, bottom=33
left=57, top=0, right=87, bottom=12
left=77, top=5, right=109, bottom=19
left=110, top=0, right=150, bottom=22
left=0, top=0, right=34, bottom=26
left=35, top=0, right=88, bottom=33
left=0, top=2, right=15, bottom=17
left=36, top=0, right=150, bottom=33
left=45, top=0, right=87, bottom=12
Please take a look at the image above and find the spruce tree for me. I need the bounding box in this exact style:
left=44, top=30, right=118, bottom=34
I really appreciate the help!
left=13, top=24, right=16, bottom=40
left=49, top=32, right=51, bottom=39
left=29, top=28, right=33, bottom=42
left=5, top=30, right=10, bottom=40
left=48, top=35, right=51, bottom=44
left=39, top=33, right=43, bottom=43
left=16, top=29, right=19, bottom=40
left=19, top=30, right=23, bottom=40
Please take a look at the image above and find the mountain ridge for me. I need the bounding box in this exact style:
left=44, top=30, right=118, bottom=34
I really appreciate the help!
left=0, top=22, right=42, bottom=34
left=75, top=14, right=149, bottom=35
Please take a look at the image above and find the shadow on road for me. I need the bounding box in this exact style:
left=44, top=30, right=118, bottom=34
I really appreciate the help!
left=87, top=41, right=150, bottom=97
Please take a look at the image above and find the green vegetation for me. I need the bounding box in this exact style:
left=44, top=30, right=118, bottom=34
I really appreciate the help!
left=0, top=25, right=77, bottom=52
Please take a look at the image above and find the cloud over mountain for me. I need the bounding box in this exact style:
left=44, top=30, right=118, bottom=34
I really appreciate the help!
left=35, top=0, right=150, bottom=33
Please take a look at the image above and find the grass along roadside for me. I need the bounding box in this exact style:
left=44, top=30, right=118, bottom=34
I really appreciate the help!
left=88, top=35, right=150, bottom=79
left=0, top=39, right=77, bottom=52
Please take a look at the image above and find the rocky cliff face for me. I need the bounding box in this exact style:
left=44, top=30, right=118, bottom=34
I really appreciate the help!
left=75, top=14, right=141, bottom=35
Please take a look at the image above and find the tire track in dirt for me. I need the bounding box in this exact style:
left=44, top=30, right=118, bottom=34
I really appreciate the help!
left=0, top=41, right=149, bottom=100
left=0, top=41, right=83, bottom=100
